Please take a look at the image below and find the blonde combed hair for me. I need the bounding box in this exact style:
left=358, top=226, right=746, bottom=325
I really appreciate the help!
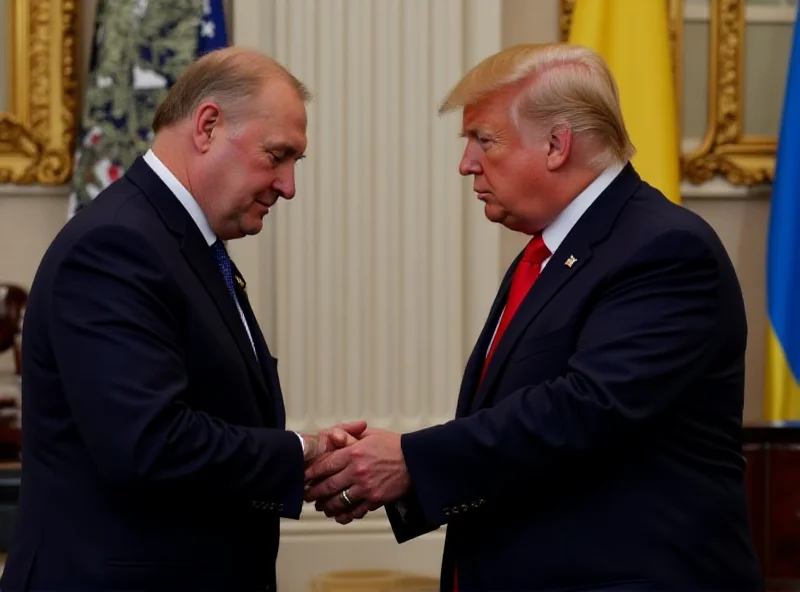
left=439, top=43, right=635, bottom=168
left=152, top=46, right=311, bottom=133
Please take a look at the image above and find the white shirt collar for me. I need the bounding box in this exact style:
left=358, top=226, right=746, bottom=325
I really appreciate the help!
left=142, top=149, right=217, bottom=246
left=540, top=163, right=625, bottom=264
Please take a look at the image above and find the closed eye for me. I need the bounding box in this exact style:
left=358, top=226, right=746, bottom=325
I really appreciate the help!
left=461, top=129, right=493, bottom=148
left=267, top=150, right=305, bottom=165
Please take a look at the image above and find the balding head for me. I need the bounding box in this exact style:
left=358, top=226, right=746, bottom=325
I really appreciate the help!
left=152, top=46, right=311, bottom=133
left=149, top=46, right=309, bottom=242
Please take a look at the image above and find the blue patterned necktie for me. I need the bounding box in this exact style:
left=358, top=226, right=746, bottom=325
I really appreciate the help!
left=211, top=240, right=237, bottom=302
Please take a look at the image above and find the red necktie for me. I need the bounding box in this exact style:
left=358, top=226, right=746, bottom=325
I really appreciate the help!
left=479, top=233, right=551, bottom=384
left=454, top=234, right=550, bottom=591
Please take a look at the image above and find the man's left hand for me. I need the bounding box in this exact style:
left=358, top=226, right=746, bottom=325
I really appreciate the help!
left=304, top=428, right=410, bottom=524
left=300, top=420, right=367, bottom=465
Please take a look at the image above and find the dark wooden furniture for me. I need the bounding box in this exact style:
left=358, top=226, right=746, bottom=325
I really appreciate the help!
left=744, top=421, right=800, bottom=590
left=0, top=284, right=26, bottom=375
left=0, top=283, right=24, bottom=459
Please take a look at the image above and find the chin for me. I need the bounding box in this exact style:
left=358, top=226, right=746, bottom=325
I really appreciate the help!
left=241, top=219, right=265, bottom=236
left=483, top=205, right=507, bottom=224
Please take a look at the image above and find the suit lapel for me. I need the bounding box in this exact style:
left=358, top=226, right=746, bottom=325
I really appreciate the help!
left=468, top=238, right=592, bottom=413
left=455, top=258, right=518, bottom=418
left=230, top=261, right=286, bottom=426
left=180, top=229, right=271, bottom=401
left=466, top=163, right=643, bottom=414
left=124, top=157, right=272, bottom=405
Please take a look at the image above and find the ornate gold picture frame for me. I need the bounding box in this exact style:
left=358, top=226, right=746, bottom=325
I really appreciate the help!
left=559, top=0, right=777, bottom=186
left=0, top=0, right=79, bottom=185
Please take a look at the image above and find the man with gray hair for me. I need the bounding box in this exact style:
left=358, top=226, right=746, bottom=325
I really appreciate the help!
left=305, top=43, right=762, bottom=591
left=1, top=47, right=363, bottom=591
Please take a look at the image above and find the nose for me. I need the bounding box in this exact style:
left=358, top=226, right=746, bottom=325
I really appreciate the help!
left=458, top=145, right=483, bottom=177
left=274, top=165, right=297, bottom=200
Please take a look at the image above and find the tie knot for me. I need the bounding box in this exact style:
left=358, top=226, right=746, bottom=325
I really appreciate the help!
left=212, top=240, right=232, bottom=269
left=211, top=239, right=228, bottom=258
left=522, top=233, right=550, bottom=264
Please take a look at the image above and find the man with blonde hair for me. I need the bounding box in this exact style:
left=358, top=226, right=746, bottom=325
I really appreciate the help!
left=306, top=43, right=762, bottom=591
left=1, top=46, right=364, bottom=592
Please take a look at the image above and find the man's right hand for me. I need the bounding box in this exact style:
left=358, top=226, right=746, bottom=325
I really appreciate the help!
left=300, top=420, right=367, bottom=464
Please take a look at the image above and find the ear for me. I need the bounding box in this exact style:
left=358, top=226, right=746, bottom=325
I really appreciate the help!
left=546, top=124, right=572, bottom=171
left=192, top=101, right=223, bottom=153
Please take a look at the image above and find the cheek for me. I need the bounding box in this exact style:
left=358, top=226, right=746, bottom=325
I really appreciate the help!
left=484, top=153, right=518, bottom=190
left=488, top=156, right=542, bottom=204
left=236, top=156, right=273, bottom=188
left=507, top=153, right=542, bottom=186
left=251, top=168, right=277, bottom=190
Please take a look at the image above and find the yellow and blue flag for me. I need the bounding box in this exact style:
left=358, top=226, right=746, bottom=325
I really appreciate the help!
left=567, top=0, right=681, bottom=204
left=764, top=12, right=800, bottom=421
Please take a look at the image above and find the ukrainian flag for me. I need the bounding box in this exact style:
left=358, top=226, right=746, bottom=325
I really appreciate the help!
left=567, top=0, right=681, bottom=204
left=764, top=13, right=800, bottom=421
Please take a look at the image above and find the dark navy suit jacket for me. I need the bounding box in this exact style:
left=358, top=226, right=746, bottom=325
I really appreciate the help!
left=1, top=157, right=303, bottom=591
left=387, top=165, right=763, bottom=591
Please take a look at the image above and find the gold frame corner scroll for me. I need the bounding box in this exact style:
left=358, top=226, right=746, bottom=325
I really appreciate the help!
left=0, top=0, right=80, bottom=185
left=559, top=0, right=776, bottom=186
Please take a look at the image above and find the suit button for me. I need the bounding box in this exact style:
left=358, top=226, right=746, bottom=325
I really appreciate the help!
left=461, top=504, right=468, bottom=512
left=278, top=503, right=284, bottom=511
left=444, top=508, right=450, bottom=516
left=268, top=502, right=275, bottom=510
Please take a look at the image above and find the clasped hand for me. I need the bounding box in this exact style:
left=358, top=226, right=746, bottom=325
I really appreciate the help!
left=301, top=423, right=410, bottom=524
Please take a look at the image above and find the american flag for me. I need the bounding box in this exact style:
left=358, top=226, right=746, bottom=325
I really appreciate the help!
left=67, top=0, right=230, bottom=220
left=198, top=0, right=228, bottom=54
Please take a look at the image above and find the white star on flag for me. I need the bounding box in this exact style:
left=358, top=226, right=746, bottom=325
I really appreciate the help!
left=201, top=20, right=216, bottom=38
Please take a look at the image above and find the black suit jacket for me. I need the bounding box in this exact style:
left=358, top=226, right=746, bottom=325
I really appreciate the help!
left=387, top=165, right=763, bottom=591
left=1, top=157, right=303, bottom=592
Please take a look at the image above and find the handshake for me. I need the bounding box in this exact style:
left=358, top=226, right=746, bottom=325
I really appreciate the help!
left=298, top=421, right=410, bottom=524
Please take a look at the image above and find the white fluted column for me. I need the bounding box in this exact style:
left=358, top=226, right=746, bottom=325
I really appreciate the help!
left=232, top=0, right=502, bottom=587
left=233, top=0, right=502, bottom=435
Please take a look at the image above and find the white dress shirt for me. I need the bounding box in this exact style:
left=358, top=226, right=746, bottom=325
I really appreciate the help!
left=540, top=162, right=625, bottom=268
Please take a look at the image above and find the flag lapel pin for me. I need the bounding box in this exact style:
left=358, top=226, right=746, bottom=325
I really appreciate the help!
left=565, top=255, right=578, bottom=268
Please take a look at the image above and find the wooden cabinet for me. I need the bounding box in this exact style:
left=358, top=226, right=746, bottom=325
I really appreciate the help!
left=744, top=422, right=800, bottom=590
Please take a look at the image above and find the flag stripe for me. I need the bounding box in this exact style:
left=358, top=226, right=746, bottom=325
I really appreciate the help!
left=764, top=7, right=800, bottom=421
left=765, top=328, right=800, bottom=420
left=567, top=0, right=681, bottom=204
